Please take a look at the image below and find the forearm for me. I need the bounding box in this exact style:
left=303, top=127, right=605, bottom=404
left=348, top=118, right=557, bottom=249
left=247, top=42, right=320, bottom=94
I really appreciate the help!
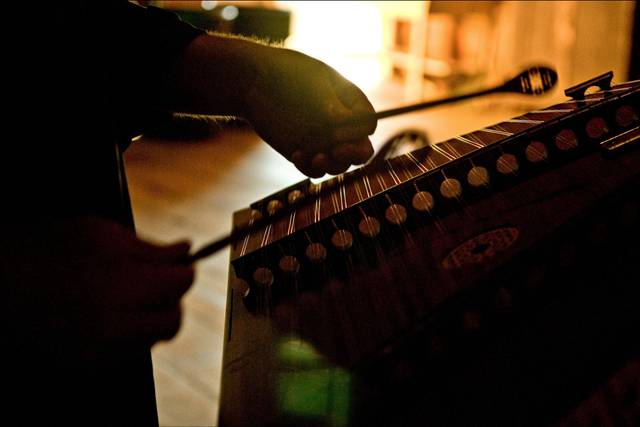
left=158, top=29, right=376, bottom=177
left=164, top=33, right=270, bottom=117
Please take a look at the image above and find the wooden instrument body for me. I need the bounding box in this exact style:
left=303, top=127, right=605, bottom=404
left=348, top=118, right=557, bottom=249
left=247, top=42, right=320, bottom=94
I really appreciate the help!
left=219, top=78, right=640, bottom=426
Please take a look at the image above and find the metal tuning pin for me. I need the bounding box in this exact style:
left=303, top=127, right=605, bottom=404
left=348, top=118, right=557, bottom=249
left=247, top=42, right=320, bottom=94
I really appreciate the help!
left=305, top=242, right=327, bottom=263
left=412, top=191, right=435, bottom=213
left=278, top=255, right=300, bottom=275
left=308, top=182, right=321, bottom=195
left=585, top=117, right=608, bottom=139
left=331, top=229, right=354, bottom=251
left=385, top=203, right=408, bottom=225
left=467, top=166, right=489, bottom=188
left=615, top=105, right=638, bottom=127
left=439, top=178, right=462, bottom=199
left=287, top=189, right=305, bottom=205
left=525, top=141, right=548, bottom=163
left=554, top=129, right=579, bottom=151
left=266, top=199, right=284, bottom=216
left=358, top=216, right=381, bottom=238
left=250, top=209, right=263, bottom=221
left=496, top=153, right=519, bottom=174
left=253, top=267, right=274, bottom=287
left=232, top=278, right=250, bottom=297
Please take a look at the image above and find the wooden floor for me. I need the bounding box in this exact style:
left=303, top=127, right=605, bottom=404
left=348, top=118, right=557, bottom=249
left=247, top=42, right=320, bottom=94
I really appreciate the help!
left=123, top=86, right=554, bottom=426
left=125, top=123, right=304, bottom=426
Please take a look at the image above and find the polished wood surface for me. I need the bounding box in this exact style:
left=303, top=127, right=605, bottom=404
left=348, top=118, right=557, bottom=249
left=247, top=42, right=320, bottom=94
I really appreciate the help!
left=218, top=79, right=640, bottom=426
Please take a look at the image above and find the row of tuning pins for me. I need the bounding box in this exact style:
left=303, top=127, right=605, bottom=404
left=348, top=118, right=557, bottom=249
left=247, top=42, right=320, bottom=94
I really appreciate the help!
left=258, top=104, right=637, bottom=221
left=248, top=106, right=638, bottom=286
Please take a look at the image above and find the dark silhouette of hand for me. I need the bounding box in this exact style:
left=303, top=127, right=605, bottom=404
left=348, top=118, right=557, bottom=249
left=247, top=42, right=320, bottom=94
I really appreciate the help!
left=3, top=216, right=195, bottom=353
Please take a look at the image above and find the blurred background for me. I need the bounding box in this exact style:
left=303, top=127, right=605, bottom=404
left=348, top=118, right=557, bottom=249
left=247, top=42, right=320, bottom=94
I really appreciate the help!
left=125, top=1, right=639, bottom=425
left=157, top=0, right=637, bottom=109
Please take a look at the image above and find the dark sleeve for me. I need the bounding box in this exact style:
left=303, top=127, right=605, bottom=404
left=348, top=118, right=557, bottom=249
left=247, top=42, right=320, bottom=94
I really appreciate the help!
left=4, top=1, right=206, bottom=217
left=106, top=1, right=208, bottom=136
left=119, top=2, right=206, bottom=91
left=9, top=0, right=206, bottom=133
left=133, top=3, right=205, bottom=56
left=104, top=2, right=207, bottom=125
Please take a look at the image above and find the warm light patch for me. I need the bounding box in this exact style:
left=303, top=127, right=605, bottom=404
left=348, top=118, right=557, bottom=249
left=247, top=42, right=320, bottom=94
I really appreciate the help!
left=279, top=1, right=385, bottom=91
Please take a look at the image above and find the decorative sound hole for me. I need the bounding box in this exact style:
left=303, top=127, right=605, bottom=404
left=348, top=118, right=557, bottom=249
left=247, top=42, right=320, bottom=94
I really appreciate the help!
left=471, top=242, right=490, bottom=254
left=442, top=227, right=520, bottom=269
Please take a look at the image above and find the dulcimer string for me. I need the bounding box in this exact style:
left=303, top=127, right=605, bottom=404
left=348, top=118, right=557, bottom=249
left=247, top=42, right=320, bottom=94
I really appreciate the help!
left=280, top=66, right=560, bottom=344
left=187, top=66, right=561, bottom=263
left=243, top=79, right=638, bottom=364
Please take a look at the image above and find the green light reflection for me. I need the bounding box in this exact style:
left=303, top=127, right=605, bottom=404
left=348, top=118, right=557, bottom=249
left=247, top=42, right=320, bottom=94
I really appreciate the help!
left=276, top=336, right=351, bottom=427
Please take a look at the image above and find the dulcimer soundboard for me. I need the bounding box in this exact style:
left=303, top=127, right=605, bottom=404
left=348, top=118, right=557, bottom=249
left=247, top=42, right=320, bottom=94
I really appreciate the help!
left=219, top=72, right=640, bottom=427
